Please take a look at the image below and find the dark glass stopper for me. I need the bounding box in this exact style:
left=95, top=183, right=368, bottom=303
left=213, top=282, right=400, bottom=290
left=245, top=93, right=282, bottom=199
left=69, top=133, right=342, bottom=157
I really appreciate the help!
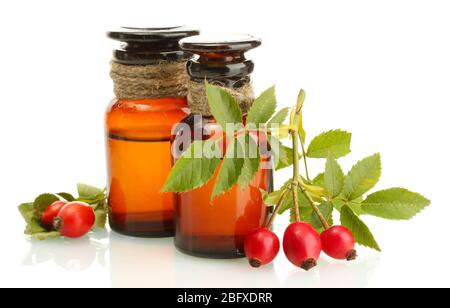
left=108, top=26, right=200, bottom=65
left=179, top=34, right=262, bottom=87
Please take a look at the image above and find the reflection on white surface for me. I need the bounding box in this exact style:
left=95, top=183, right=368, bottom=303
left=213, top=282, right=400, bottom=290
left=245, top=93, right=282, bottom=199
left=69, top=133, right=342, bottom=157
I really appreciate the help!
left=19, top=230, right=381, bottom=288
left=22, top=231, right=109, bottom=272
left=109, top=232, right=175, bottom=288
left=281, top=254, right=380, bottom=288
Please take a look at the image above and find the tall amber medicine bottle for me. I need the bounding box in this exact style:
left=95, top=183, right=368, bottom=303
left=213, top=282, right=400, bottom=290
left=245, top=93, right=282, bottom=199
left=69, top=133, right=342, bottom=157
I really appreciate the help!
left=172, top=35, right=273, bottom=258
left=106, top=27, right=199, bottom=237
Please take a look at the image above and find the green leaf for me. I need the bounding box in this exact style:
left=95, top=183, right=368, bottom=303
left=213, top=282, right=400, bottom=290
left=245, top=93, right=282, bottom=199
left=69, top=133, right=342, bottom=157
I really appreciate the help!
left=163, top=140, right=221, bottom=193
left=25, top=219, right=47, bottom=235
left=211, top=138, right=245, bottom=202
left=324, top=155, right=345, bottom=198
left=267, top=107, right=290, bottom=127
left=57, top=192, right=76, bottom=202
left=361, top=188, right=430, bottom=220
left=268, top=135, right=294, bottom=170
left=342, top=153, right=382, bottom=201
left=311, top=202, right=334, bottom=232
left=33, top=194, right=60, bottom=216
left=290, top=206, right=314, bottom=224
left=340, top=205, right=381, bottom=251
left=77, top=184, right=103, bottom=200
left=261, top=189, right=284, bottom=206
left=94, top=209, right=108, bottom=229
left=295, top=89, right=306, bottom=143
left=237, top=134, right=260, bottom=189
left=205, top=82, right=243, bottom=134
left=306, top=129, right=352, bottom=158
left=32, top=231, right=60, bottom=241
left=19, top=203, right=34, bottom=224
left=280, top=188, right=310, bottom=214
left=333, top=199, right=365, bottom=216
left=311, top=173, right=325, bottom=187
left=247, top=86, right=277, bottom=125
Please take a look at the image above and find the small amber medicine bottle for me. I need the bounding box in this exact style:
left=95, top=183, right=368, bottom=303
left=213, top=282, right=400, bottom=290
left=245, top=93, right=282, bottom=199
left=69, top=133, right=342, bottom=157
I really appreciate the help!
left=172, top=35, right=273, bottom=258
left=106, top=26, right=199, bottom=237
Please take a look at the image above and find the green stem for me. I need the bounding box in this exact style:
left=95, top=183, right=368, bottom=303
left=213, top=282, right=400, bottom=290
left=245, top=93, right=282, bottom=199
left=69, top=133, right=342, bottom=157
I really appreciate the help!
left=292, top=185, right=300, bottom=222
left=300, top=187, right=330, bottom=230
left=299, top=136, right=311, bottom=182
left=266, top=188, right=290, bottom=229
left=291, top=131, right=301, bottom=222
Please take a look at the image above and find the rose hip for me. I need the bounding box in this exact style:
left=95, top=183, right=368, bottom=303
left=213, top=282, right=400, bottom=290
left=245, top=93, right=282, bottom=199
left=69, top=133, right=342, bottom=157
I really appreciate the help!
left=41, top=200, right=67, bottom=230
left=321, top=226, right=357, bottom=261
left=283, top=222, right=322, bottom=271
left=244, top=228, right=280, bottom=268
left=53, top=202, right=95, bottom=238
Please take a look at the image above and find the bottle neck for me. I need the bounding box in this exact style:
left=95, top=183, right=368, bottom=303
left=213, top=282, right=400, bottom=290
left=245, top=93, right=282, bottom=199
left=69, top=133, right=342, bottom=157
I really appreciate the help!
left=110, top=60, right=190, bottom=100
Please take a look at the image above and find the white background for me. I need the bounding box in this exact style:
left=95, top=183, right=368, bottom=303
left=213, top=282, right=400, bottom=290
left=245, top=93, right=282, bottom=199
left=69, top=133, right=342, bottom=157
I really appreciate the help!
left=0, top=0, right=449, bottom=288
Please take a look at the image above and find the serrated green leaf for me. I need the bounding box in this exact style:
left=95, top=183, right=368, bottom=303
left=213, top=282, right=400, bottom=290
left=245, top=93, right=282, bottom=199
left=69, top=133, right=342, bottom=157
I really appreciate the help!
left=163, top=140, right=221, bottom=193
left=361, top=188, right=430, bottom=220
left=211, top=138, right=245, bottom=202
left=333, top=199, right=365, bottom=216
left=19, top=203, right=34, bottom=224
left=267, top=135, right=294, bottom=170
left=77, top=184, right=103, bottom=200
left=237, top=134, right=260, bottom=189
left=342, top=153, right=382, bottom=201
left=57, top=192, right=76, bottom=202
left=267, top=107, right=290, bottom=127
left=32, top=231, right=60, bottom=241
left=311, top=173, right=325, bottom=187
left=311, top=202, right=334, bottom=231
left=340, top=205, right=381, bottom=251
left=247, top=86, right=277, bottom=125
left=306, top=129, right=352, bottom=158
left=33, top=194, right=60, bottom=216
left=325, top=155, right=345, bottom=198
left=206, top=82, right=243, bottom=134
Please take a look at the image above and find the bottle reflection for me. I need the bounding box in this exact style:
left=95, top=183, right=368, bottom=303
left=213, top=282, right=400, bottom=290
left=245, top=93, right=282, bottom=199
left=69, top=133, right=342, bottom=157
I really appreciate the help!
left=109, top=232, right=175, bottom=287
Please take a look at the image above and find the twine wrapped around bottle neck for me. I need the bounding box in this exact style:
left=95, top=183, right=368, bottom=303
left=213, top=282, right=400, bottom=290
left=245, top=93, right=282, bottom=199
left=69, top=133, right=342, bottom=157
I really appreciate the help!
left=110, top=61, right=189, bottom=100
left=187, top=80, right=255, bottom=117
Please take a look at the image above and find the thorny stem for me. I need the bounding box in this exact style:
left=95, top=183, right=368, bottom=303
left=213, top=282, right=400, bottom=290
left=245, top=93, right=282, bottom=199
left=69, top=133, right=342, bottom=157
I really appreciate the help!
left=291, top=131, right=301, bottom=222
left=266, top=188, right=290, bottom=229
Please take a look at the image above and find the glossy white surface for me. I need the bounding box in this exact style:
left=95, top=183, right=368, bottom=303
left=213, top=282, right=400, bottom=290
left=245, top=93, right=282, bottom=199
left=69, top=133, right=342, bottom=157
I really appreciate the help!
left=1, top=0, right=450, bottom=288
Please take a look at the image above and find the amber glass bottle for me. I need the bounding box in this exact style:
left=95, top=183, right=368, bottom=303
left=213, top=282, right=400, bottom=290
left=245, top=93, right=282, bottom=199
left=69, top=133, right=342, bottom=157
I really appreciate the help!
left=106, top=27, right=199, bottom=237
left=173, top=35, right=273, bottom=258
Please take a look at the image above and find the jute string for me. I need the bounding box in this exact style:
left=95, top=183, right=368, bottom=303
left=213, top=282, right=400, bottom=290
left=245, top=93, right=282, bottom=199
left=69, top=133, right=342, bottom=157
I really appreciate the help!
left=110, top=61, right=189, bottom=100
left=187, top=80, right=255, bottom=117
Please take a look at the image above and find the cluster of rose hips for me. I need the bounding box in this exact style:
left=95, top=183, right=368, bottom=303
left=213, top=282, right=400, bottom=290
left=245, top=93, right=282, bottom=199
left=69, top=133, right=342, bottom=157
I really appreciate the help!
left=244, top=222, right=356, bottom=271
left=41, top=201, right=96, bottom=238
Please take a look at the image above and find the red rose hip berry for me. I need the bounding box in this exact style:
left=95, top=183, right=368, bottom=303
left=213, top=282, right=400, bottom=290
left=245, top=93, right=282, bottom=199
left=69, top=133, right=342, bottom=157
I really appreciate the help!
left=321, top=226, right=357, bottom=261
left=244, top=228, right=280, bottom=268
left=53, top=202, right=95, bottom=238
left=41, top=201, right=67, bottom=230
left=283, top=222, right=322, bottom=271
